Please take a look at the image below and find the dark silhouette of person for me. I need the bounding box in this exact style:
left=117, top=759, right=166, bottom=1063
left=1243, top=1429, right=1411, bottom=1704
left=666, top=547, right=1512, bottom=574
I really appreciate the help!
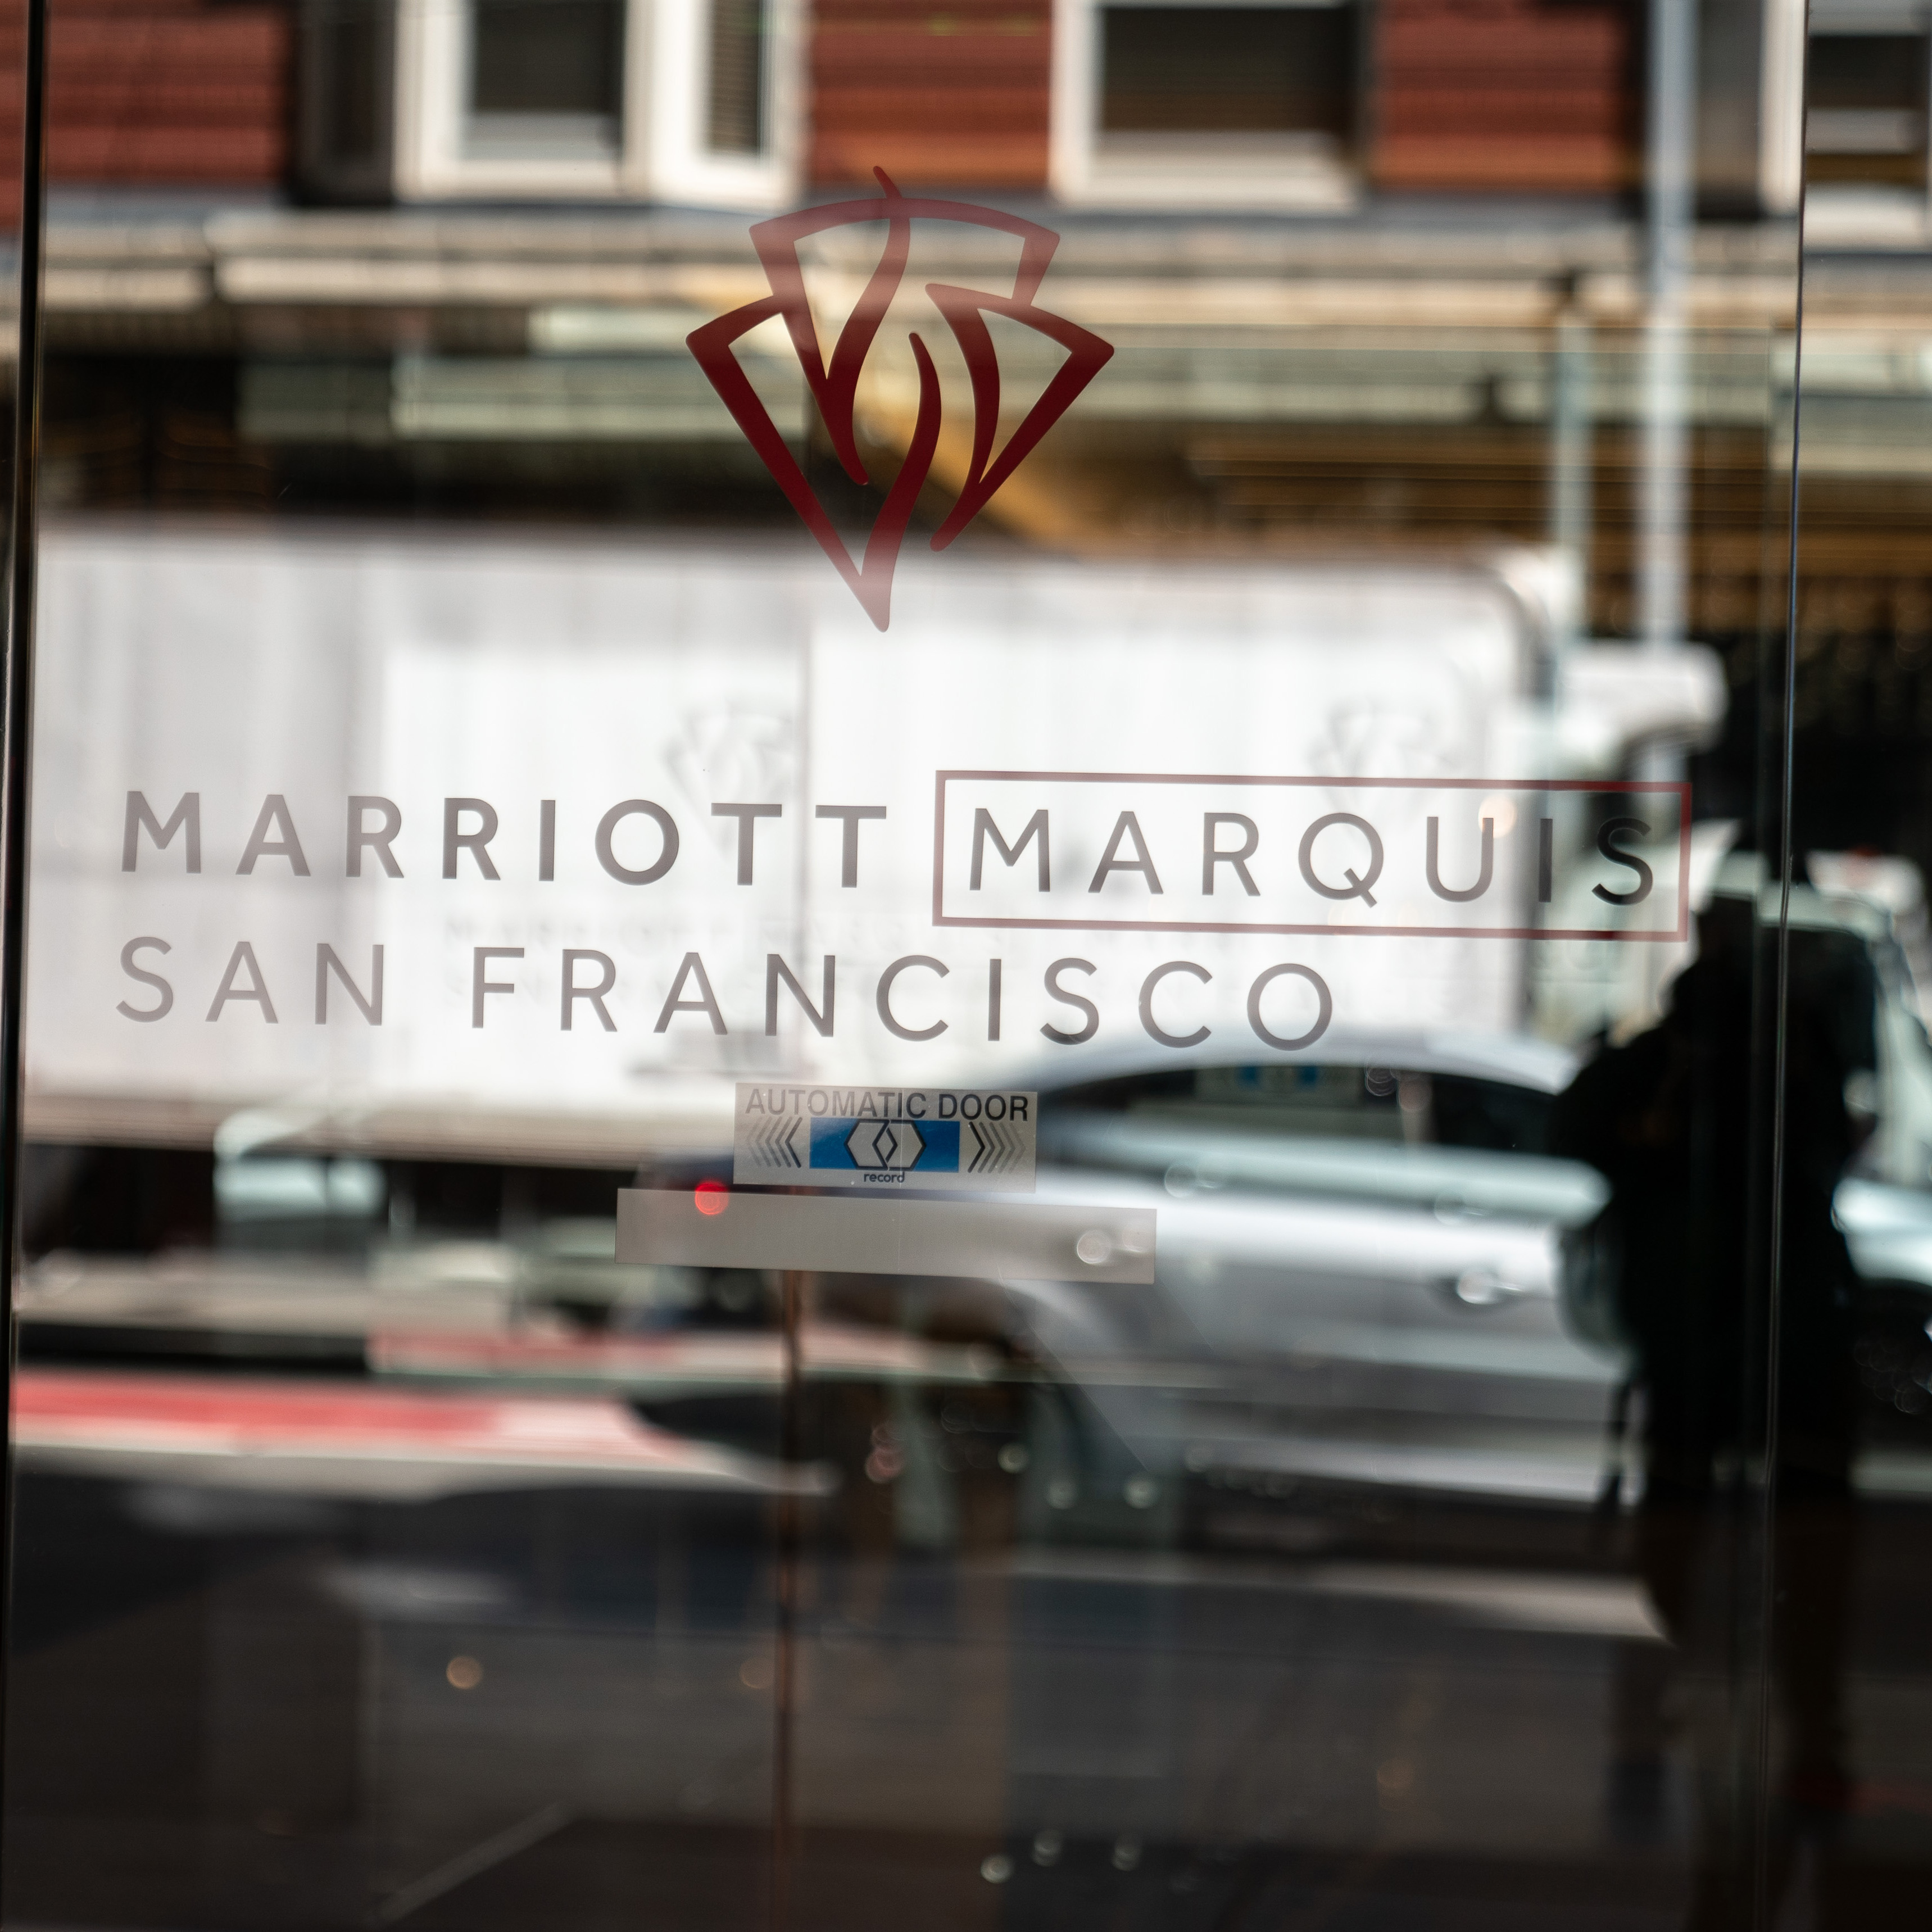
left=1554, top=888, right=1872, bottom=1929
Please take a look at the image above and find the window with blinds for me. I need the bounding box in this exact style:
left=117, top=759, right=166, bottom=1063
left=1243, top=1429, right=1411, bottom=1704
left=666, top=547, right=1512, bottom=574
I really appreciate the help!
left=708, top=0, right=768, bottom=153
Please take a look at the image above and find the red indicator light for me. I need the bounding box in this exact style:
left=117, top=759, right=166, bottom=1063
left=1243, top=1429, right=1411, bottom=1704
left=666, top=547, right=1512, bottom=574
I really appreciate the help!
left=695, top=1179, right=729, bottom=1217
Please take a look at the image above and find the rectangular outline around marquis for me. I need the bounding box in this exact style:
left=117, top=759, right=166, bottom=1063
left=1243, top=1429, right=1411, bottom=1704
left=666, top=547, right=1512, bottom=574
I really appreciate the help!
left=932, top=773, right=1693, bottom=944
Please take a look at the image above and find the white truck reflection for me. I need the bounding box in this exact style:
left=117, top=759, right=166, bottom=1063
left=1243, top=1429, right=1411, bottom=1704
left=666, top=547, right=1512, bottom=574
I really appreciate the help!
left=25, top=527, right=1721, bottom=1152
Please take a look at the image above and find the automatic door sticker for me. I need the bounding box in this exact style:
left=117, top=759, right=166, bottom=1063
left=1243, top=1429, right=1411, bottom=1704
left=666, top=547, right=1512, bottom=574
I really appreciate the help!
left=734, top=1084, right=1036, bottom=1192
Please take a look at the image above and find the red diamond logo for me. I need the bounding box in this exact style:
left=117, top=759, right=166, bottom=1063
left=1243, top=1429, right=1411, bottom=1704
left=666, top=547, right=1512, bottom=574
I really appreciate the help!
left=687, top=169, right=1115, bottom=631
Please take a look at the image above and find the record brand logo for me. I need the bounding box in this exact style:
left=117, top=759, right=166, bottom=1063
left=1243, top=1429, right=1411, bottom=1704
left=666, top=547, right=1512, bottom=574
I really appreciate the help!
left=687, top=170, right=1114, bottom=631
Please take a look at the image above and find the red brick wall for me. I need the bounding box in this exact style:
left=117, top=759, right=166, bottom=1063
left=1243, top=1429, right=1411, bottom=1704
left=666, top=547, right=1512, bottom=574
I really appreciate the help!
left=49, top=0, right=292, bottom=182
left=0, top=0, right=1636, bottom=203
left=0, top=0, right=292, bottom=191
left=811, top=1, right=1052, bottom=190
left=1375, top=0, right=1638, bottom=192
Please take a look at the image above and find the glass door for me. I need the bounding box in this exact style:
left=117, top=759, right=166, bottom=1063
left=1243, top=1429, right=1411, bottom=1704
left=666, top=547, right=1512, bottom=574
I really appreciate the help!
left=6, top=2, right=1918, bottom=1929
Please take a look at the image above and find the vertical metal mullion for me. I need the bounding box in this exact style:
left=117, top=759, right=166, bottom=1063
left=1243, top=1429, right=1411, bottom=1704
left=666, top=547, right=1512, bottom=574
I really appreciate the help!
left=1748, top=10, right=1813, bottom=1925
left=0, top=0, right=51, bottom=1881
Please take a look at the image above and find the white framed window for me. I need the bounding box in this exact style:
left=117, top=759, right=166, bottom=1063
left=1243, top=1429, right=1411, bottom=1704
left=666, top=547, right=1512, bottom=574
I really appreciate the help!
left=1802, top=0, right=1932, bottom=241
left=391, top=0, right=800, bottom=207
left=1051, top=0, right=1359, bottom=208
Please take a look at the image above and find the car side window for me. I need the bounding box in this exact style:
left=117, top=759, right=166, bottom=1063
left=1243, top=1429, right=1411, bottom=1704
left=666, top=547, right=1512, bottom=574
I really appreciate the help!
left=1042, top=1064, right=1553, bottom=1154
left=1429, top=1076, right=1554, bottom=1155
left=1043, top=1063, right=1404, bottom=1140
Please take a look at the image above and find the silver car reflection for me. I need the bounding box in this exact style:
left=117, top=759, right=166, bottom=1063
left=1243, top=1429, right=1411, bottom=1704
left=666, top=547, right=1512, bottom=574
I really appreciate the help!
left=989, top=886, right=1932, bottom=1530
left=1009, top=1030, right=1620, bottom=1517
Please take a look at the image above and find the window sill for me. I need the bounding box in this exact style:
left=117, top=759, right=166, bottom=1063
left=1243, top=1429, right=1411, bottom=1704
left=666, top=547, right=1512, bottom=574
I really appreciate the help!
left=1063, top=138, right=1358, bottom=210
left=1805, top=184, right=1932, bottom=249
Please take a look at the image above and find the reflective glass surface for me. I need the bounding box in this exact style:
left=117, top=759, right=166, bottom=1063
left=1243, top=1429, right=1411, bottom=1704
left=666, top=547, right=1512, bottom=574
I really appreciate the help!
left=0, top=6, right=1926, bottom=1931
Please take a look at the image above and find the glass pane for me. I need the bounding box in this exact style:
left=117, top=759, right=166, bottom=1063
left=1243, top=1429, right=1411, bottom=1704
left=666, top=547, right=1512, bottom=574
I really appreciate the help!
left=1807, top=32, right=1928, bottom=189
left=708, top=0, right=767, bottom=154
left=467, top=0, right=623, bottom=157
left=1779, top=10, right=1932, bottom=1923
left=1098, top=3, right=1354, bottom=140
left=320, top=7, right=385, bottom=166
left=0, top=3, right=1841, bottom=1931
left=299, top=0, right=394, bottom=202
